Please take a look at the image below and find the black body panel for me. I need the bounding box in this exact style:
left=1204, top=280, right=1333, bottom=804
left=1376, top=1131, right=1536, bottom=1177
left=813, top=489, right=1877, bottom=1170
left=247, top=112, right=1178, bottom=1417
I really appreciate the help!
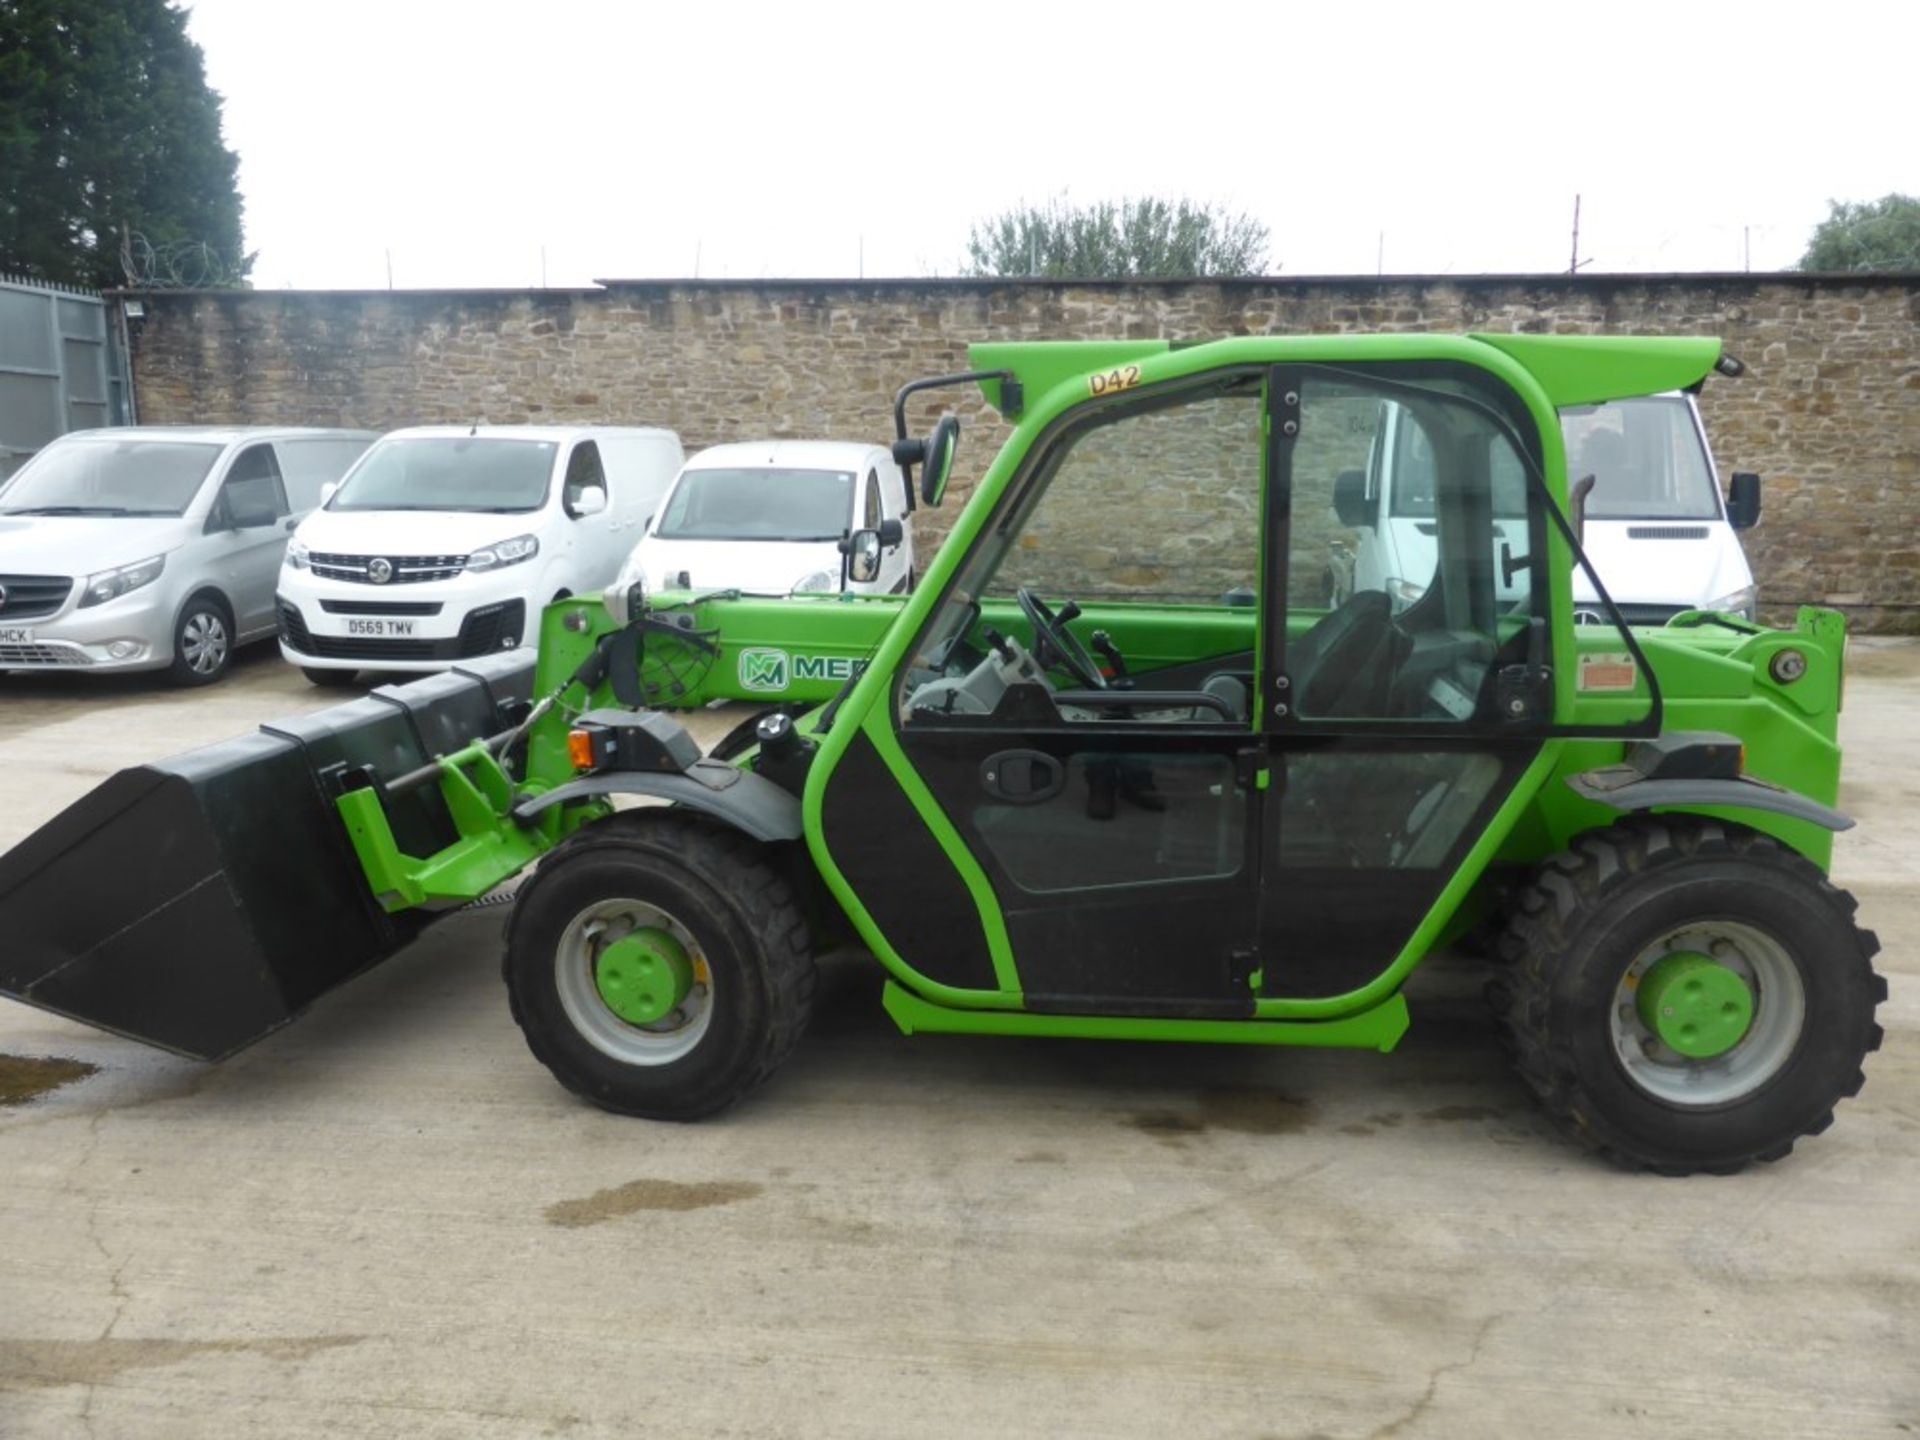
left=819, top=730, right=998, bottom=993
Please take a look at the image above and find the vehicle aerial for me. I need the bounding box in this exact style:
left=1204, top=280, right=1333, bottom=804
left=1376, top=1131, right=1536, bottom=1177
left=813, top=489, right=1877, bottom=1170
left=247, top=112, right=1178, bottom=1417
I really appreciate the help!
left=277, top=425, right=682, bottom=685
left=623, top=440, right=914, bottom=599
left=0, top=426, right=374, bottom=684
left=1332, top=391, right=1761, bottom=624
left=0, top=334, right=1883, bottom=1175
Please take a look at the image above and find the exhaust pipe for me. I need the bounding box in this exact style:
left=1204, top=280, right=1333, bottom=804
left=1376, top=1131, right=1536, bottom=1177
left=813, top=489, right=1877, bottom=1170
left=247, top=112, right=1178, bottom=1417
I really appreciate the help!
left=0, top=656, right=533, bottom=1060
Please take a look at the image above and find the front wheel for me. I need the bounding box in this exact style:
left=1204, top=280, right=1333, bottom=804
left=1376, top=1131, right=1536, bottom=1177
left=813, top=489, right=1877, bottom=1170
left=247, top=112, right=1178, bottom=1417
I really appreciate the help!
left=167, top=595, right=233, bottom=686
left=503, top=813, right=815, bottom=1119
left=1488, top=819, right=1885, bottom=1174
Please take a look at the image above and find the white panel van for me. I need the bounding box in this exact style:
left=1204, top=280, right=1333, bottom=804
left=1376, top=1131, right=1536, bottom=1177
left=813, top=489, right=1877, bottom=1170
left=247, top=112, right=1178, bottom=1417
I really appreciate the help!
left=277, top=425, right=682, bottom=683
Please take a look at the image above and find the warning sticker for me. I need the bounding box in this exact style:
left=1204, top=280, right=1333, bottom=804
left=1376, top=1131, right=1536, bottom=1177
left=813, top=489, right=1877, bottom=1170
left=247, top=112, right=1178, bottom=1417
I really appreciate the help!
left=1579, top=652, right=1638, bottom=692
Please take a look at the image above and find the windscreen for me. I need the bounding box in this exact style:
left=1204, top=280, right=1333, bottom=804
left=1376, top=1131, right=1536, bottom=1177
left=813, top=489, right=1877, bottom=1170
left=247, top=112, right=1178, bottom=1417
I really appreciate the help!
left=0, top=438, right=223, bottom=516
left=654, top=467, right=854, bottom=541
left=328, top=438, right=557, bottom=513
left=1560, top=396, right=1720, bottom=520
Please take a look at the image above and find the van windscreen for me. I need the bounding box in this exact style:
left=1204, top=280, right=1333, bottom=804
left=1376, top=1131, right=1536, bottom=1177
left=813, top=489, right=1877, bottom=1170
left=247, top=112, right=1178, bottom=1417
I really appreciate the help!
left=655, top=468, right=854, bottom=541
left=328, top=438, right=558, bottom=513
left=0, top=439, right=223, bottom=516
left=1560, top=397, right=1720, bottom=521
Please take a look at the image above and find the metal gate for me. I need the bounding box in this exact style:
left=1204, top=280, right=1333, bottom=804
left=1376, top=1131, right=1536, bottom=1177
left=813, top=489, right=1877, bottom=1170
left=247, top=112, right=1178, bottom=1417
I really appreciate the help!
left=0, top=274, right=135, bottom=480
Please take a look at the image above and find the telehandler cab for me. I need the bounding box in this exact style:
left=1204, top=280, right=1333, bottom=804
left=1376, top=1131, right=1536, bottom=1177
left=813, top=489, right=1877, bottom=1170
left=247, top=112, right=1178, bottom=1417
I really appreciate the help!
left=0, top=333, right=1884, bottom=1174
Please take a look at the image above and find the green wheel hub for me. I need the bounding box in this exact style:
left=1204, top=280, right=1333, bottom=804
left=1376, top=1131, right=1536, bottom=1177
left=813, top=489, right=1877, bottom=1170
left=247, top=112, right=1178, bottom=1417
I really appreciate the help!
left=1636, top=951, right=1754, bottom=1059
left=595, top=928, right=694, bottom=1026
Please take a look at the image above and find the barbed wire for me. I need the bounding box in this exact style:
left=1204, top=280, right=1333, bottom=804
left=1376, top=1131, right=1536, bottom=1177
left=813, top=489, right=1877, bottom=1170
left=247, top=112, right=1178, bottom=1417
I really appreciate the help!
left=118, top=229, right=249, bottom=288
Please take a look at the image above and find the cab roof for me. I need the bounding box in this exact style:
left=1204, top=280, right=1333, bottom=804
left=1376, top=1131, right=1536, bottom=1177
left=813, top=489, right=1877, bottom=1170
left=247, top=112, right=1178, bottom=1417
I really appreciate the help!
left=966, top=334, right=1725, bottom=419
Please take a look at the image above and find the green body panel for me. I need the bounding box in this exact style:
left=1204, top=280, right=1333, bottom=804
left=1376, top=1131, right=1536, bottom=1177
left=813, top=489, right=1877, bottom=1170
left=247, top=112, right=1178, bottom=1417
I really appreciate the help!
left=882, top=982, right=1410, bottom=1051
left=324, top=331, right=1854, bottom=1056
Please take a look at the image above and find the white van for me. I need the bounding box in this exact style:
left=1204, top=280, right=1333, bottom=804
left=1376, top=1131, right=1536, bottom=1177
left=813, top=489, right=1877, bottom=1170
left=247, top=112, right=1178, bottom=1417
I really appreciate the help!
left=1332, top=393, right=1760, bottom=624
left=0, top=427, right=374, bottom=684
left=278, top=425, right=682, bottom=683
left=622, top=441, right=914, bottom=597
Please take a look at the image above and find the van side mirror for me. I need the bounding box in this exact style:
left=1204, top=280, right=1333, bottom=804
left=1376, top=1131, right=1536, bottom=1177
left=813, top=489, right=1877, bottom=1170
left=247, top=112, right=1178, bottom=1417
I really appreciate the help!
left=843, top=529, right=884, bottom=583
left=878, top=518, right=903, bottom=550
left=1727, top=472, right=1761, bottom=530
left=225, top=486, right=280, bottom=530
left=1333, top=470, right=1372, bottom=528
left=320, top=481, right=339, bottom=506
left=568, top=486, right=607, bottom=519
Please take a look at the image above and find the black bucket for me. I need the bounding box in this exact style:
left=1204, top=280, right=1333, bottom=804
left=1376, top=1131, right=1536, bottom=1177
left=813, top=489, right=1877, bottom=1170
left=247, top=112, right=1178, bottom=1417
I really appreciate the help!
left=0, top=655, right=534, bottom=1060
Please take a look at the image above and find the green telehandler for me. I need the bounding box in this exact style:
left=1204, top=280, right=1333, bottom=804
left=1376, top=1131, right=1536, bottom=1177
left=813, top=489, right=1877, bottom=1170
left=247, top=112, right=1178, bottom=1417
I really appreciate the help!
left=0, top=333, right=1885, bottom=1173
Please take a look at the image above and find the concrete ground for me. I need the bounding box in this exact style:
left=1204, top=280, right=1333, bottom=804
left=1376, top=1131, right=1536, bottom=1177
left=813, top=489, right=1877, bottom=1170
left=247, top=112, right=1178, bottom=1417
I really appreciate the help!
left=1, top=639, right=1916, bottom=1439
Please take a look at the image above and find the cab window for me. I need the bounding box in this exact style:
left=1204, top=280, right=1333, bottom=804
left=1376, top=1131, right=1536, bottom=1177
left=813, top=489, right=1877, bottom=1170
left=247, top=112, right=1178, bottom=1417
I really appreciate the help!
left=564, top=441, right=606, bottom=514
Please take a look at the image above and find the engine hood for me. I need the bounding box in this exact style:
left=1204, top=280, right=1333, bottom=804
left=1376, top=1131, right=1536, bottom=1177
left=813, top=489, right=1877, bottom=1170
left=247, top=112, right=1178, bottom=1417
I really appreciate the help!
left=294, top=508, right=544, bottom=555
left=633, top=536, right=846, bottom=595
left=0, top=515, right=194, bottom=575
left=1572, top=520, right=1753, bottom=609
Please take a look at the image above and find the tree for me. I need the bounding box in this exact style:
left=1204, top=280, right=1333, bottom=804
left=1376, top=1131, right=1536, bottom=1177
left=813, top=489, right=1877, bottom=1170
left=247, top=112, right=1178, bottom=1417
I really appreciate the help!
left=0, top=0, right=249, bottom=289
left=1799, top=194, right=1920, bottom=274
left=963, top=196, right=1270, bottom=279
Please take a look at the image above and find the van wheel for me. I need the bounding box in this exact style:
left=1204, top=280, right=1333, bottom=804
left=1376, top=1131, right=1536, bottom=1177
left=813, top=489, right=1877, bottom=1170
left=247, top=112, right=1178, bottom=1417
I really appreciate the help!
left=504, top=812, right=815, bottom=1119
left=1486, top=818, right=1885, bottom=1174
left=302, top=667, right=359, bottom=689
left=167, top=596, right=234, bottom=687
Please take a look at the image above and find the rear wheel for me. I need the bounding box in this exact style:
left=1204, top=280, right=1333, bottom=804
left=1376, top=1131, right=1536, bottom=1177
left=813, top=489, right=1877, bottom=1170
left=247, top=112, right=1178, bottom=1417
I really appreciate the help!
left=167, top=595, right=233, bottom=686
left=1488, top=818, right=1884, bottom=1174
left=503, top=813, right=815, bottom=1119
left=301, top=667, right=360, bottom=688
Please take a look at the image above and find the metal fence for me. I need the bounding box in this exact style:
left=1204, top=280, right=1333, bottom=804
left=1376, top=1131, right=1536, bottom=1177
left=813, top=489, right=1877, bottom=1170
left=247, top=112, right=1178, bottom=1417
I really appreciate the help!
left=0, top=274, right=135, bottom=480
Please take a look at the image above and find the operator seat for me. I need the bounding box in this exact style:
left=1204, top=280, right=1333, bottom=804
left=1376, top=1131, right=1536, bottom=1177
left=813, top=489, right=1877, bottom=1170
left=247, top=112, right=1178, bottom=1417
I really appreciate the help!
left=1286, top=590, right=1406, bottom=718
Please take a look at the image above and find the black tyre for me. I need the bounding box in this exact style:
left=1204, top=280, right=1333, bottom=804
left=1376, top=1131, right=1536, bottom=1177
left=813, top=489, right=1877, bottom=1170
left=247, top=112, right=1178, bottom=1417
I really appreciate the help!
left=503, top=812, right=815, bottom=1119
left=301, top=666, right=360, bottom=689
left=167, top=594, right=234, bottom=686
left=1488, top=818, right=1885, bottom=1174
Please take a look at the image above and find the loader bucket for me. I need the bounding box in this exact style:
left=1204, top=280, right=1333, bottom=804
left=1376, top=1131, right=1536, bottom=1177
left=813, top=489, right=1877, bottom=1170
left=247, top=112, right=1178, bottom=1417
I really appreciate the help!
left=0, top=655, right=534, bottom=1060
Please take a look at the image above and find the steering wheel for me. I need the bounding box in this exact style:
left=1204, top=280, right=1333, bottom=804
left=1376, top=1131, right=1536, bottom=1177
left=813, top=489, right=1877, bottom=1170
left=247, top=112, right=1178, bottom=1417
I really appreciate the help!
left=1016, top=588, right=1107, bottom=690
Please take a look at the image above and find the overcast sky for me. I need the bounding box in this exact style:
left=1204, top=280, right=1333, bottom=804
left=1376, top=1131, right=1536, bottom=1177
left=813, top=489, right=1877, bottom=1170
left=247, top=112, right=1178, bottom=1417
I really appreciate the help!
left=182, top=0, right=1914, bottom=290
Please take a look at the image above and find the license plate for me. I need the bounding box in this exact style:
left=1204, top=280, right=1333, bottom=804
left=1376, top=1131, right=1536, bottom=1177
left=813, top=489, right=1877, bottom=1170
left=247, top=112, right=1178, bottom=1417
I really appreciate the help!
left=0, top=626, right=33, bottom=644
left=346, top=619, right=416, bottom=637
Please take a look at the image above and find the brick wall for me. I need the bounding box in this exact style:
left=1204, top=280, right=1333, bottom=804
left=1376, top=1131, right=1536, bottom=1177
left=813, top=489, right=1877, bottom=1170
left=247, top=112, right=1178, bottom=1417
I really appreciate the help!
left=119, top=274, right=1920, bottom=628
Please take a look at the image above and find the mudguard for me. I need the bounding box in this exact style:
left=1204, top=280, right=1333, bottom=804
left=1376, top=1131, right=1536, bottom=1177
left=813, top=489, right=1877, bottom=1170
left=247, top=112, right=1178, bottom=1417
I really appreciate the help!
left=1565, top=772, right=1853, bottom=832
left=512, top=762, right=803, bottom=843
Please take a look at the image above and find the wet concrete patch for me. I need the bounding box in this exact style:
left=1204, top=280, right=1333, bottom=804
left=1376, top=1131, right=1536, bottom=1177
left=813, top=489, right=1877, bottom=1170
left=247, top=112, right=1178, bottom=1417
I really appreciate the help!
left=1129, top=1086, right=1313, bottom=1142
left=0, top=1334, right=362, bottom=1391
left=545, top=1179, right=763, bottom=1229
left=0, top=1055, right=98, bottom=1106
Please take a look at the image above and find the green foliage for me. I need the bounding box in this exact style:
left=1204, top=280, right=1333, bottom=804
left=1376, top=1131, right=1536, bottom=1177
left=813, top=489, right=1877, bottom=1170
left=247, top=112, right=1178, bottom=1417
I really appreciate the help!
left=964, top=196, right=1270, bottom=279
left=1799, top=194, right=1920, bottom=274
left=0, top=0, right=249, bottom=289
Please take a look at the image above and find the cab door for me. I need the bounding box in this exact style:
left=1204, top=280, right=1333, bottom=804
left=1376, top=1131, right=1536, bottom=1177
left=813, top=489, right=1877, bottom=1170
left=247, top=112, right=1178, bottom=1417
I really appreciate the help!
left=1256, top=365, right=1555, bottom=1000
left=209, top=442, right=290, bottom=637
left=824, top=371, right=1270, bottom=1016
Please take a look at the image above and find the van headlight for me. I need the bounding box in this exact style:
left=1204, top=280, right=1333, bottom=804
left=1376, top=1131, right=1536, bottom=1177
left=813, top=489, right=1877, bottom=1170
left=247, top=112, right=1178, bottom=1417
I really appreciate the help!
left=284, top=539, right=310, bottom=570
left=466, top=535, right=540, bottom=572
left=1706, top=585, right=1757, bottom=620
left=79, top=554, right=166, bottom=608
left=791, top=570, right=836, bottom=594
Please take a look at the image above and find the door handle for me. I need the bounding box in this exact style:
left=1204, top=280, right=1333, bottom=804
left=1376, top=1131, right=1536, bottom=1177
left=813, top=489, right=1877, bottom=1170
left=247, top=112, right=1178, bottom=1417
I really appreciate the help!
left=981, top=750, right=1065, bottom=804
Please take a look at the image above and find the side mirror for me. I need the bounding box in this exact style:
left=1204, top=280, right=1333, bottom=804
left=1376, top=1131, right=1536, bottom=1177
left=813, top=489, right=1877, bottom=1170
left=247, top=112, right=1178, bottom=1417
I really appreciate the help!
left=1727, top=472, right=1761, bottom=530
left=845, top=528, right=884, bottom=584
left=877, top=517, right=904, bottom=550
left=918, top=415, right=960, bottom=507
left=569, top=486, right=608, bottom=519
left=1333, top=469, right=1372, bottom=528
left=319, top=481, right=339, bottom=506
left=226, top=488, right=279, bottom=529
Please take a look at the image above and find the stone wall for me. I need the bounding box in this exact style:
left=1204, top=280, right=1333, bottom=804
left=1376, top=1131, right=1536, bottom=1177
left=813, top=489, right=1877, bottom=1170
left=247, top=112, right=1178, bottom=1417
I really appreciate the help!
left=119, top=274, right=1920, bottom=628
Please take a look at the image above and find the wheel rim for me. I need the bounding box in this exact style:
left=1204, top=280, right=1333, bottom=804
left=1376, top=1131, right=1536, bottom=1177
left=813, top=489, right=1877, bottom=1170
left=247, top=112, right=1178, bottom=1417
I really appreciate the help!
left=556, top=898, right=714, bottom=1065
left=182, top=611, right=229, bottom=675
left=1609, top=920, right=1805, bottom=1107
